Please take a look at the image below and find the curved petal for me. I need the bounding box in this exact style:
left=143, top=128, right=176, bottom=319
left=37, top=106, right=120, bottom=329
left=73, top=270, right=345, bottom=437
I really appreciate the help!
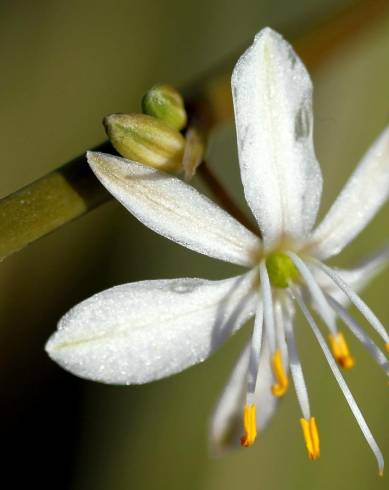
left=232, top=28, right=322, bottom=249
left=313, top=245, right=389, bottom=306
left=209, top=335, right=278, bottom=453
left=310, top=126, right=389, bottom=259
left=88, top=152, right=261, bottom=267
left=46, top=271, right=258, bottom=385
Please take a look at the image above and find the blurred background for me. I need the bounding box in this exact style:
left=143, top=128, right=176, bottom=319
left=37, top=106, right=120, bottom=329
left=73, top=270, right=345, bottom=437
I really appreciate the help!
left=0, top=0, right=388, bottom=489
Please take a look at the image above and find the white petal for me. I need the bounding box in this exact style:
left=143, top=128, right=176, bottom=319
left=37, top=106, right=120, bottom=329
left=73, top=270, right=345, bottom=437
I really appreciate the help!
left=46, top=272, right=258, bottom=384
left=87, top=152, right=261, bottom=267
left=310, top=126, right=389, bottom=259
left=232, top=27, right=322, bottom=248
left=313, top=246, right=389, bottom=305
left=209, top=336, right=278, bottom=453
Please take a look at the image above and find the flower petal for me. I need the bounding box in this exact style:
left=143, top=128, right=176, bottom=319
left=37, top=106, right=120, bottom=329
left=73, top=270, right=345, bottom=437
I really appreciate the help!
left=88, top=151, right=261, bottom=267
left=46, top=272, right=258, bottom=384
left=209, top=335, right=278, bottom=453
left=309, top=126, right=389, bottom=259
left=313, top=246, right=389, bottom=306
left=232, top=27, right=322, bottom=248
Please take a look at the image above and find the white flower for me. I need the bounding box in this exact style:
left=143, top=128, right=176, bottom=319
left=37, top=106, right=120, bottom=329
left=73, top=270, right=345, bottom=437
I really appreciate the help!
left=45, top=28, right=389, bottom=473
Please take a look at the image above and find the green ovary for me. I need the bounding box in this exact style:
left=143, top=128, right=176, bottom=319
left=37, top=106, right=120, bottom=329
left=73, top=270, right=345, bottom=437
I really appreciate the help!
left=266, top=253, right=299, bottom=288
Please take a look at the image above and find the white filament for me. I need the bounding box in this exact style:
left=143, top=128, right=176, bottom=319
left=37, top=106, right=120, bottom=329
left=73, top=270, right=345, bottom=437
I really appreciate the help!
left=328, top=296, right=389, bottom=376
left=274, top=299, right=288, bottom=363
left=247, top=302, right=264, bottom=404
left=284, top=292, right=311, bottom=421
left=288, top=253, right=337, bottom=333
left=313, top=260, right=389, bottom=344
left=294, top=291, right=384, bottom=475
left=260, top=261, right=276, bottom=353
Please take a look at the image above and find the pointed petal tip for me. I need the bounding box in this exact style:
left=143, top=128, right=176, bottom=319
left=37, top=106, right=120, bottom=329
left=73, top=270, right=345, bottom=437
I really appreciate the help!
left=44, top=335, right=54, bottom=357
left=86, top=150, right=107, bottom=170
left=232, top=27, right=282, bottom=82
left=86, top=150, right=102, bottom=174
left=86, top=149, right=97, bottom=162
left=44, top=327, right=71, bottom=360
left=44, top=331, right=71, bottom=374
left=244, top=27, right=292, bottom=65
left=253, top=26, right=283, bottom=45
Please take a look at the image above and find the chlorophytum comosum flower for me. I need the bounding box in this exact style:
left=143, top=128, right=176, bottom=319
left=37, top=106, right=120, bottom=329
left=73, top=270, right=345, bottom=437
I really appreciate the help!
left=46, top=28, right=389, bottom=473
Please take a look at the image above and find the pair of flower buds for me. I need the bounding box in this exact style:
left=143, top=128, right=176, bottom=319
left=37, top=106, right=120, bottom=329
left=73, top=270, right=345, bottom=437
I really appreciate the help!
left=104, top=83, right=203, bottom=180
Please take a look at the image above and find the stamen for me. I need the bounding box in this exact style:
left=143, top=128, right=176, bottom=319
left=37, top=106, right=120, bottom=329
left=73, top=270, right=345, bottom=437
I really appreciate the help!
left=328, top=332, right=355, bottom=369
left=294, top=291, right=384, bottom=475
left=386, top=343, right=389, bottom=354
left=284, top=292, right=311, bottom=421
left=260, top=261, right=276, bottom=353
left=288, top=253, right=337, bottom=334
left=312, top=260, right=389, bottom=345
left=246, top=302, right=264, bottom=403
left=328, top=296, right=389, bottom=375
left=300, top=417, right=320, bottom=460
left=271, top=350, right=289, bottom=396
left=240, top=404, right=257, bottom=447
left=274, top=299, right=289, bottom=362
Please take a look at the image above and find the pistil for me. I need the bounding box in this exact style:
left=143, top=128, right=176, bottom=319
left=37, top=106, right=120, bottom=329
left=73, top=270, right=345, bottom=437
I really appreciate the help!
left=266, top=253, right=298, bottom=288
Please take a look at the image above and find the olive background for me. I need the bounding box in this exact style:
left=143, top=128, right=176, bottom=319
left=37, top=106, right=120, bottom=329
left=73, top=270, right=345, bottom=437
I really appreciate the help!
left=0, top=1, right=388, bottom=489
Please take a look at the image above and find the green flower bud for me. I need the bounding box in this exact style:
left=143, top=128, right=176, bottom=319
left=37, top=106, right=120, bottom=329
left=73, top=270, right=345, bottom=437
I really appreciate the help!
left=104, top=113, right=185, bottom=172
left=141, top=84, right=187, bottom=131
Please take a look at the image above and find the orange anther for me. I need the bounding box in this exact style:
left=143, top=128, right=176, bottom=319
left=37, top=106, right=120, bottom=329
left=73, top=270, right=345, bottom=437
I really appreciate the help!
left=300, top=417, right=320, bottom=460
left=329, top=332, right=355, bottom=369
left=271, top=350, right=289, bottom=397
left=240, top=404, right=257, bottom=447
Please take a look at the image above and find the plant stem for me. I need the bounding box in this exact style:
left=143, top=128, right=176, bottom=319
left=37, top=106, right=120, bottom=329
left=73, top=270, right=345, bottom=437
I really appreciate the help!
left=0, top=142, right=112, bottom=261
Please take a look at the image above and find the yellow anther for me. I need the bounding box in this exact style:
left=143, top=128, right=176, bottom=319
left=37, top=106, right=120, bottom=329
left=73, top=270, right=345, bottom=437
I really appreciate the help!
left=240, top=404, right=257, bottom=447
left=329, top=332, right=355, bottom=369
left=271, top=350, right=289, bottom=397
left=385, top=343, right=389, bottom=354
left=300, top=417, right=320, bottom=460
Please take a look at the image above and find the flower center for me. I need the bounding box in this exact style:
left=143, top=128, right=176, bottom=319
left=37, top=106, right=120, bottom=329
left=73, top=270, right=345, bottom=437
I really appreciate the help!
left=265, top=252, right=298, bottom=288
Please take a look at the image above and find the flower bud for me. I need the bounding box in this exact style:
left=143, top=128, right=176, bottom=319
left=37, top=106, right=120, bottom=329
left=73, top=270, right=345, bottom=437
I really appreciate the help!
left=104, top=113, right=185, bottom=172
left=141, top=84, right=187, bottom=131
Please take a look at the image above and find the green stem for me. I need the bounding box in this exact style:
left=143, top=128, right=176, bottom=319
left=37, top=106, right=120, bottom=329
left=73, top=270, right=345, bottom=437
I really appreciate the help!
left=0, top=142, right=111, bottom=261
